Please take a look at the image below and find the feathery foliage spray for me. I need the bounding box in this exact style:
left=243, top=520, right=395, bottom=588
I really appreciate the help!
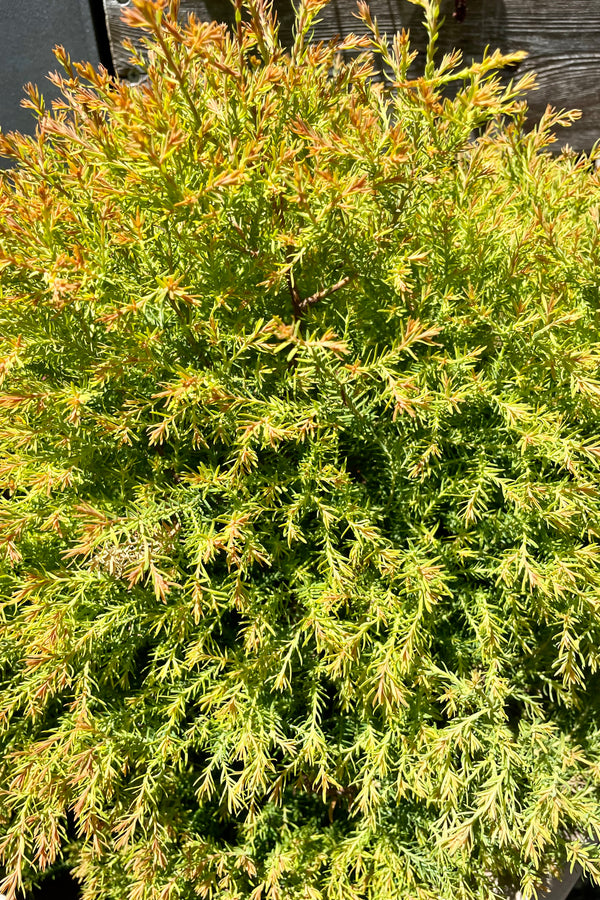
left=1, top=1, right=600, bottom=898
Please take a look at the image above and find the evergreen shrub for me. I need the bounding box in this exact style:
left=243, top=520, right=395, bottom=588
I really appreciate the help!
left=1, top=1, right=600, bottom=898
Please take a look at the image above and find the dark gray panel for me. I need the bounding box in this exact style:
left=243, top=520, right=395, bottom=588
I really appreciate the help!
left=0, top=0, right=100, bottom=136
left=104, top=0, right=600, bottom=151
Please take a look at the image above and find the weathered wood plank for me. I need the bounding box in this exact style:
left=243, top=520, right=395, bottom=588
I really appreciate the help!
left=103, top=0, right=600, bottom=150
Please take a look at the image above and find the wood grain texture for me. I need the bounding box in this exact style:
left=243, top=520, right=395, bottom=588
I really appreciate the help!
left=103, top=0, right=600, bottom=149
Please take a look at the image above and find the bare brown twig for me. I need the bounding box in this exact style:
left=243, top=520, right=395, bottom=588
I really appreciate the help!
left=286, top=268, right=304, bottom=319
left=299, top=275, right=354, bottom=312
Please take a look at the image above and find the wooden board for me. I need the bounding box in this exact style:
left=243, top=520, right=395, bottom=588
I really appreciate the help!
left=103, top=0, right=600, bottom=150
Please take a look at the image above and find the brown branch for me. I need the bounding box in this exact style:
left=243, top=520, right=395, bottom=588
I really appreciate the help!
left=272, top=193, right=353, bottom=318
left=299, top=275, right=354, bottom=313
left=271, top=193, right=304, bottom=318
left=286, top=269, right=303, bottom=319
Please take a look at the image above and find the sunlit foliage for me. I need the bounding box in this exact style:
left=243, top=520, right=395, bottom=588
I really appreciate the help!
left=1, top=1, right=600, bottom=898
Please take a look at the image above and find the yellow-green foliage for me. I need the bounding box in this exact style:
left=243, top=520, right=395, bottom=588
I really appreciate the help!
left=1, top=1, right=600, bottom=898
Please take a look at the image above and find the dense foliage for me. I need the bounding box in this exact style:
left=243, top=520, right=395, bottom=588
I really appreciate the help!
left=1, top=1, right=600, bottom=898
